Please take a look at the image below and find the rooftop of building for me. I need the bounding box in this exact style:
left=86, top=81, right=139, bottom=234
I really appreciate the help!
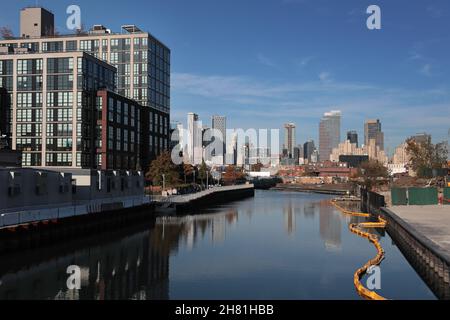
left=0, top=24, right=170, bottom=50
left=0, top=49, right=116, bottom=70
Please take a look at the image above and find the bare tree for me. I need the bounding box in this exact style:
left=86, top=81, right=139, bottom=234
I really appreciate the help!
left=0, top=26, right=14, bottom=39
left=406, top=138, right=448, bottom=177
left=76, top=24, right=87, bottom=35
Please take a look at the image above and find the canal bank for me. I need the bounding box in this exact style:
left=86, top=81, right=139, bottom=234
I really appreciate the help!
left=379, top=206, right=450, bottom=299
left=272, top=184, right=351, bottom=196
left=154, top=184, right=255, bottom=214
left=0, top=201, right=155, bottom=255
left=358, top=187, right=450, bottom=299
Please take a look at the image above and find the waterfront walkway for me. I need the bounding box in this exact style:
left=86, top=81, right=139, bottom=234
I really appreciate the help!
left=387, top=206, right=450, bottom=256
left=153, top=184, right=254, bottom=205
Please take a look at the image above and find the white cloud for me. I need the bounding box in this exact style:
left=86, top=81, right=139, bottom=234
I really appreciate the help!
left=419, top=64, right=432, bottom=76
left=318, top=71, right=331, bottom=82
left=295, top=56, right=314, bottom=68
left=172, top=72, right=450, bottom=146
left=256, top=53, right=276, bottom=68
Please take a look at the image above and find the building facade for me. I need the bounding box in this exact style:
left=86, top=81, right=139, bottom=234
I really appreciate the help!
left=212, top=115, right=227, bottom=164
left=0, top=7, right=171, bottom=161
left=284, top=123, right=296, bottom=159
left=364, top=119, right=384, bottom=151
left=303, top=140, right=315, bottom=163
left=20, top=7, right=55, bottom=39
left=347, top=130, right=358, bottom=147
left=319, top=110, right=341, bottom=162
left=96, top=89, right=148, bottom=171
left=187, top=113, right=203, bottom=165
left=0, top=50, right=116, bottom=168
left=330, top=139, right=388, bottom=165
left=0, top=87, right=11, bottom=148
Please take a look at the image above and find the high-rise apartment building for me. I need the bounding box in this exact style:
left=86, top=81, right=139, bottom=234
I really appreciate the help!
left=212, top=115, right=227, bottom=164
left=319, top=110, right=341, bottom=162
left=284, top=123, right=296, bottom=158
left=411, top=132, right=431, bottom=145
left=0, top=51, right=116, bottom=168
left=0, top=7, right=171, bottom=164
left=392, top=142, right=409, bottom=165
left=187, top=113, right=203, bottom=165
left=0, top=88, right=11, bottom=148
left=347, top=131, right=358, bottom=147
left=364, top=119, right=384, bottom=151
left=96, top=89, right=149, bottom=171
left=303, top=140, right=315, bottom=162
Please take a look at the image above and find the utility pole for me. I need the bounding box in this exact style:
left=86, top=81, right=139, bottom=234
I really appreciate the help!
left=162, top=174, right=166, bottom=191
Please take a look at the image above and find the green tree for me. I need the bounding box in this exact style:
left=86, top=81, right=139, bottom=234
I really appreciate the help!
left=183, top=163, right=194, bottom=184
left=199, top=161, right=208, bottom=185
left=406, top=138, right=448, bottom=177
left=146, top=151, right=179, bottom=188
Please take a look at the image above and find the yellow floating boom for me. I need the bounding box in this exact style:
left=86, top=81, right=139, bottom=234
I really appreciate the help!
left=331, top=199, right=388, bottom=301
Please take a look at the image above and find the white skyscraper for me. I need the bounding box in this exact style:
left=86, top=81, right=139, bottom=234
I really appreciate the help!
left=319, top=110, right=341, bottom=162
left=187, top=113, right=203, bottom=165
left=212, top=115, right=227, bottom=165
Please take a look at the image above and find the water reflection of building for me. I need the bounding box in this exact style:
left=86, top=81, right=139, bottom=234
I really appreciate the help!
left=0, top=208, right=240, bottom=300
left=284, top=200, right=296, bottom=235
left=303, top=203, right=316, bottom=219
left=0, top=225, right=173, bottom=300
left=156, top=209, right=238, bottom=247
left=319, top=201, right=342, bottom=251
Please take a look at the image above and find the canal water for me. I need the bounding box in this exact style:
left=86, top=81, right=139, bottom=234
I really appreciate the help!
left=0, top=190, right=437, bottom=300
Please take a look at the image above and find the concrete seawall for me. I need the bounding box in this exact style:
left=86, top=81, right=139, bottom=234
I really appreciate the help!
left=380, top=207, right=450, bottom=299
left=154, top=185, right=255, bottom=214
left=272, top=184, right=350, bottom=196
left=0, top=202, right=155, bottom=255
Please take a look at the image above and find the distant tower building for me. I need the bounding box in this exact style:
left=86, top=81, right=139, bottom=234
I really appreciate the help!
left=20, top=7, right=55, bottom=38
left=347, top=131, right=358, bottom=147
left=411, top=132, right=431, bottom=145
left=365, top=119, right=384, bottom=151
left=311, top=149, right=319, bottom=163
left=284, top=123, right=296, bottom=158
left=303, top=140, right=315, bottom=162
left=187, top=113, right=202, bottom=165
left=319, top=110, right=341, bottom=162
left=212, top=115, right=227, bottom=164
left=293, top=147, right=301, bottom=165
left=226, top=131, right=238, bottom=165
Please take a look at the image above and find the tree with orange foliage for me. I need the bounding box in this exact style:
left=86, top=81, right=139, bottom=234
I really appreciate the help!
left=222, top=166, right=246, bottom=185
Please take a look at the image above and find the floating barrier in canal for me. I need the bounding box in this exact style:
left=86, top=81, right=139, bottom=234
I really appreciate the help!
left=331, top=199, right=388, bottom=301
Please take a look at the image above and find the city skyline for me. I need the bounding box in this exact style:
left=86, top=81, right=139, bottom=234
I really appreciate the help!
left=1, top=0, right=449, bottom=152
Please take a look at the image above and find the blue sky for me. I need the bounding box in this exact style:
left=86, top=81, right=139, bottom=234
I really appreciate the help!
left=1, top=0, right=449, bottom=154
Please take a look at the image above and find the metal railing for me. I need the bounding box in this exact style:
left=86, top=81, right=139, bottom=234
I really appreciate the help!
left=0, top=195, right=150, bottom=229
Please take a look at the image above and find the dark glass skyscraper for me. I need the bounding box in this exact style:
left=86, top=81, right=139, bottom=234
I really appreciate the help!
left=347, top=131, right=358, bottom=147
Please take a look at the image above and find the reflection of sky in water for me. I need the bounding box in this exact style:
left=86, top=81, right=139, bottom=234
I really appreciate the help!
left=0, top=190, right=437, bottom=300
left=169, top=191, right=436, bottom=300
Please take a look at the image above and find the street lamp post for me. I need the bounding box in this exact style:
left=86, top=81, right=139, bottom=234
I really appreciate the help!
left=162, top=174, right=166, bottom=191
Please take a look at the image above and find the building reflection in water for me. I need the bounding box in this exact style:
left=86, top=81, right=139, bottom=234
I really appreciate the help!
left=319, top=200, right=342, bottom=252
left=303, top=202, right=316, bottom=219
left=284, top=199, right=296, bottom=235
left=0, top=208, right=238, bottom=300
